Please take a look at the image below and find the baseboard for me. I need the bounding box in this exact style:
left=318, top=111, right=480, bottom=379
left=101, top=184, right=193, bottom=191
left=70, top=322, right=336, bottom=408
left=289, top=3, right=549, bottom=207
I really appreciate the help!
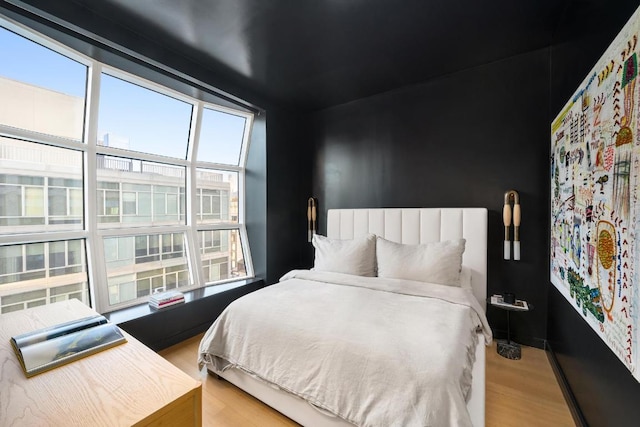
left=545, top=342, right=587, bottom=427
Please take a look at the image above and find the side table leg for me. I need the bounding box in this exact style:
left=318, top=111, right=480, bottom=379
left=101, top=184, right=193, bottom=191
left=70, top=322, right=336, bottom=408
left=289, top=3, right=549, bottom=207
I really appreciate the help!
left=497, top=310, right=522, bottom=360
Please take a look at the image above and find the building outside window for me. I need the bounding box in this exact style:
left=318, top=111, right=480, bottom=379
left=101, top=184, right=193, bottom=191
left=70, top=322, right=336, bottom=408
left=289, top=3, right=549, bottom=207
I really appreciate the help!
left=0, top=19, right=253, bottom=314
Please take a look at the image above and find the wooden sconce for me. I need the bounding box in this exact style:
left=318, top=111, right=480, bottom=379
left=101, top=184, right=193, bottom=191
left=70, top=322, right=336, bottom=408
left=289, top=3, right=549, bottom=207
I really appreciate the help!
left=503, top=190, right=521, bottom=260
left=307, top=198, right=317, bottom=242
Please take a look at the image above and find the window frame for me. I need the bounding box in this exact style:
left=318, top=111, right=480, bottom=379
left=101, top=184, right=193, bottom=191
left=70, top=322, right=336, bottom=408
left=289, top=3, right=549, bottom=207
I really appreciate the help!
left=0, top=16, right=255, bottom=314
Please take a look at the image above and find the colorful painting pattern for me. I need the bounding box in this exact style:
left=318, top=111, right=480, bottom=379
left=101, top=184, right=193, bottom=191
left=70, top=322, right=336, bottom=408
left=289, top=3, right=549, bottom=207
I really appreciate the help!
left=551, top=6, right=640, bottom=381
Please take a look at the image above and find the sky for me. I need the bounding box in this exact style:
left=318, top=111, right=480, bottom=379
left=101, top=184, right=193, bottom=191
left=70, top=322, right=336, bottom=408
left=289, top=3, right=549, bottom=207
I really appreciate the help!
left=0, top=26, right=247, bottom=165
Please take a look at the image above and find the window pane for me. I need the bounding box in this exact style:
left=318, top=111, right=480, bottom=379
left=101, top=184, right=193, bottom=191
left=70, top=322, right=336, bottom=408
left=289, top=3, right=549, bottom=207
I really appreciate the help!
left=69, top=188, right=83, bottom=216
left=135, top=235, right=147, bottom=256
left=153, top=192, right=166, bottom=215
left=97, top=155, right=185, bottom=228
left=26, top=242, right=45, bottom=270
left=25, top=187, right=44, bottom=216
left=0, top=184, right=21, bottom=216
left=138, top=192, right=151, bottom=215
left=197, top=108, right=246, bottom=165
left=104, top=236, right=134, bottom=268
left=67, top=240, right=82, bottom=265
left=103, top=233, right=191, bottom=307
left=0, top=240, right=89, bottom=314
left=0, top=245, right=22, bottom=277
left=123, top=192, right=136, bottom=215
left=48, top=187, right=67, bottom=216
left=0, top=27, right=86, bottom=141
left=149, top=235, right=159, bottom=255
left=97, top=73, right=192, bottom=159
left=196, top=169, right=237, bottom=224
left=49, top=241, right=66, bottom=268
left=0, top=137, right=83, bottom=232
left=198, top=229, right=246, bottom=283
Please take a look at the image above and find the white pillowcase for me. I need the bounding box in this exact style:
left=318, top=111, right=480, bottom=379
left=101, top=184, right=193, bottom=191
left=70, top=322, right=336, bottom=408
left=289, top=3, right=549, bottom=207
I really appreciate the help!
left=459, top=266, right=472, bottom=290
left=376, top=237, right=466, bottom=286
left=312, top=234, right=376, bottom=277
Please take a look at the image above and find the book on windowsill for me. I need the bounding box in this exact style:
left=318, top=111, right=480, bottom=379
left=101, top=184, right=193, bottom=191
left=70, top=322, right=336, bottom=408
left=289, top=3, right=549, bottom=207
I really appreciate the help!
left=149, top=291, right=185, bottom=309
left=490, top=294, right=529, bottom=311
left=10, top=314, right=127, bottom=378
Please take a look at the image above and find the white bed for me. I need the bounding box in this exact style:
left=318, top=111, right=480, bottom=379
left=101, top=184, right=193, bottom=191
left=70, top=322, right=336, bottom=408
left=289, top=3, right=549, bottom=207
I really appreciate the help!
left=199, top=208, right=490, bottom=426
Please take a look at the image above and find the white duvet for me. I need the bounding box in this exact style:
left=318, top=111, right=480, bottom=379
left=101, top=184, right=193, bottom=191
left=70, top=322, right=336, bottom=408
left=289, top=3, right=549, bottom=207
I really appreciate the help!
left=198, top=270, right=492, bottom=427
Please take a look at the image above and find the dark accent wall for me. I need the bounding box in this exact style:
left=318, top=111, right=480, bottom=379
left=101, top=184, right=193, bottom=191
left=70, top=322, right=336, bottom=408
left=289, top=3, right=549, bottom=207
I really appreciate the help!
left=548, top=1, right=640, bottom=426
left=309, top=49, right=551, bottom=347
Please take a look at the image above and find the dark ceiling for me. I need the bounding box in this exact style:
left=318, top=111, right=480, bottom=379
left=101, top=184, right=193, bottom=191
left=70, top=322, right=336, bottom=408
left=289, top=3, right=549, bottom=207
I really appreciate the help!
left=7, top=0, right=575, bottom=111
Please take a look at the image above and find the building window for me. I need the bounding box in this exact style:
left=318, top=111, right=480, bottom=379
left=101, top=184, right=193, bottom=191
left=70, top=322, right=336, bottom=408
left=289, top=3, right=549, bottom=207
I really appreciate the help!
left=104, top=233, right=189, bottom=305
left=0, top=139, right=84, bottom=231
left=96, top=156, right=186, bottom=228
left=0, top=240, right=89, bottom=314
left=196, top=169, right=236, bottom=224
left=199, top=229, right=246, bottom=282
left=0, top=18, right=253, bottom=313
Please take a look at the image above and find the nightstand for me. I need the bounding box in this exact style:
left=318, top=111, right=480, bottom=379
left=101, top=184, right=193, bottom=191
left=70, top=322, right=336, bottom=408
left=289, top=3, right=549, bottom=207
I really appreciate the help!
left=488, top=295, right=533, bottom=360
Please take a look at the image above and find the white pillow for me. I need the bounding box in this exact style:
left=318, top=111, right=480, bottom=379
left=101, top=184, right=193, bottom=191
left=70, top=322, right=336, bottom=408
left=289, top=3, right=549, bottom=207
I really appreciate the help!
left=376, top=237, right=466, bottom=286
left=459, top=266, right=472, bottom=290
left=312, top=234, right=376, bottom=277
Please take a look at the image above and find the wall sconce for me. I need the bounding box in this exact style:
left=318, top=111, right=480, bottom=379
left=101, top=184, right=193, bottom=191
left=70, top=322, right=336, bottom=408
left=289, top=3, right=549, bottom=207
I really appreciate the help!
left=503, top=190, right=521, bottom=260
left=307, top=197, right=317, bottom=242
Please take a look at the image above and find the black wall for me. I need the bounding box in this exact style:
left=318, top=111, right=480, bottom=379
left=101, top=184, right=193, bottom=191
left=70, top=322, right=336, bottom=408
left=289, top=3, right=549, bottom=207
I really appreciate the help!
left=309, top=49, right=552, bottom=347
left=308, top=3, right=640, bottom=424
left=548, top=1, right=640, bottom=426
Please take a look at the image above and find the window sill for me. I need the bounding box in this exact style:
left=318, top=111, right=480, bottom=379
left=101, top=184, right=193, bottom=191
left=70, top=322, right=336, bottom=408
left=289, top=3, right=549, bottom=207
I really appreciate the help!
left=104, top=277, right=265, bottom=350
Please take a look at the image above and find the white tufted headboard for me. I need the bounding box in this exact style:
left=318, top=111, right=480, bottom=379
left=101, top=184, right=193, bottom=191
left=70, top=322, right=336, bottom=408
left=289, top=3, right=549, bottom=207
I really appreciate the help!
left=326, top=208, right=488, bottom=311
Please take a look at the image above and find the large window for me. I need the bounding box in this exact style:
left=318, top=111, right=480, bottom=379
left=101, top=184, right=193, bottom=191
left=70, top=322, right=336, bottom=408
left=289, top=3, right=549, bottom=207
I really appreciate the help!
left=0, top=19, right=253, bottom=313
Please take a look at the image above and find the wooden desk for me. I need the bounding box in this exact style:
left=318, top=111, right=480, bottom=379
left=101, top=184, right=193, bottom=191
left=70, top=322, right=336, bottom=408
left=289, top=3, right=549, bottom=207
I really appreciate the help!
left=0, top=299, right=202, bottom=426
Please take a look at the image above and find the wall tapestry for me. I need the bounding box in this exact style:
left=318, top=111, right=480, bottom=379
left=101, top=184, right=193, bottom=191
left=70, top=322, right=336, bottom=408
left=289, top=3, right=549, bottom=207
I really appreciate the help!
left=551, top=5, right=640, bottom=381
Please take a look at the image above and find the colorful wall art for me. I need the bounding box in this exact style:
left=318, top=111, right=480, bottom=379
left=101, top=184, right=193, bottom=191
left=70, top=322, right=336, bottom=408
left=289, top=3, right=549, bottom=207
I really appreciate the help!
left=551, top=5, right=640, bottom=381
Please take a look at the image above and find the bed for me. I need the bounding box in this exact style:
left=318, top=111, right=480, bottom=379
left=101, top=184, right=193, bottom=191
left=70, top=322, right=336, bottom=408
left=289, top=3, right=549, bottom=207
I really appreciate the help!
left=199, top=208, right=491, bottom=426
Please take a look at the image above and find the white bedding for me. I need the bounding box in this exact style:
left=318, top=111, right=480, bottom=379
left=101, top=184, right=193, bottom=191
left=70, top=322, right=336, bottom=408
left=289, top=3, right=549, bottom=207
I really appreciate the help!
left=198, top=270, right=492, bottom=427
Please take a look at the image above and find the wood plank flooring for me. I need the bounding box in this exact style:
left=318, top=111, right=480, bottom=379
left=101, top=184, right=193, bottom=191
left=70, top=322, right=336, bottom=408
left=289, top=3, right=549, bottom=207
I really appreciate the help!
left=159, top=334, right=575, bottom=427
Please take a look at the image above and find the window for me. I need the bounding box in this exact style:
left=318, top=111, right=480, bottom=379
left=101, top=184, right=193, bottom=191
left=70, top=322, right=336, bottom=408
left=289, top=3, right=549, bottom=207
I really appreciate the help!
left=199, top=229, right=246, bottom=281
left=0, top=138, right=84, bottom=232
left=196, top=169, right=237, bottom=224
left=0, top=240, right=89, bottom=314
left=104, top=233, right=189, bottom=305
left=0, top=27, right=86, bottom=141
left=96, top=156, right=185, bottom=227
left=98, top=73, right=192, bottom=159
left=0, top=18, right=253, bottom=314
left=197, top=108, right=246, bottom=165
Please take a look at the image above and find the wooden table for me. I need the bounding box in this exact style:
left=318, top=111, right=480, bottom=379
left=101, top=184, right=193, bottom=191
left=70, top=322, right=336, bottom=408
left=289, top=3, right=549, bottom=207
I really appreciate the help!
left=0, top=299, right=202, bottom=426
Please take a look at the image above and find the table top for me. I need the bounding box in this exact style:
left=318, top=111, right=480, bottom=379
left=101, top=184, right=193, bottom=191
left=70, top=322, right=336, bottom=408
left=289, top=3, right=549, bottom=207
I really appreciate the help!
left=0, top=299, right=201, bottom=426
left=487, top=295, right=534, bottom=312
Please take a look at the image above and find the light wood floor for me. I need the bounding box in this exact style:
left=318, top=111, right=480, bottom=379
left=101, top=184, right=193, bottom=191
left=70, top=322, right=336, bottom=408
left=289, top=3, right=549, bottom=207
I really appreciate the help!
left=159, top=334, right=575, bottom=427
